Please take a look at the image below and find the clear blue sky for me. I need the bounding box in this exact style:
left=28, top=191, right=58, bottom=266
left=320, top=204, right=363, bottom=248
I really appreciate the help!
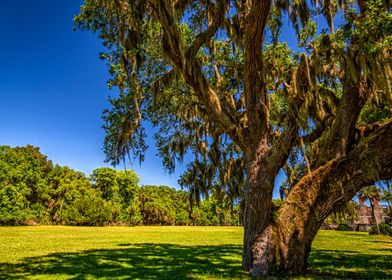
left=0, top=1, right=286, bottom=193
left=0, top=0, right=187, bottom=187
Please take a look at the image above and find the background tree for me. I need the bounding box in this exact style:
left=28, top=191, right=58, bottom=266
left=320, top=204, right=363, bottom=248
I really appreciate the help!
left=382, top=190, right=392, bottom=208
left=0, top=145, right=52, bottom=224
left=91, top=167, right=140, bottom=224
left=138, top=185, right=186, bottom=225
left=75, top=0, right=392, bottom=276
left=45, top=165, right=112, bottom=225
left=379, top=180, right=392, bottom=207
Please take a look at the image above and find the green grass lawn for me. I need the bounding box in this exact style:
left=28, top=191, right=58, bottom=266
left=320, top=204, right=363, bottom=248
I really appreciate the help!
left=0, top=226, right=391, bottom=279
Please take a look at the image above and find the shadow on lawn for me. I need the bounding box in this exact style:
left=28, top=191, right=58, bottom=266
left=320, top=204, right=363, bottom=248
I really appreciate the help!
left=0, top=243, right=245, bottom=279
left=309, top=248, right=392, bottom=279
left=1, top=242, right=391, bottom=279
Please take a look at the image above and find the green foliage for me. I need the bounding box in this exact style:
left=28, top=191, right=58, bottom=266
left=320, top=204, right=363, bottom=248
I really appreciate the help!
left=369, top=223, right=392, bottom=236
left=358, top=96, right=392, bottom=125
left=0, top=145, right=52, bottom=225
left=61, top=189, right=112, bottom=226
left=90, top=167, right=140, bottom=224
left=387, top=207, right=392, bottom=220
left=358, top=186, right=382, bottom=205
left=0, top=145, right=240, bottom=226
left=46, top=166, right=94, bottom=224
left=139, top=185, right=180, bottom=225
left=0, top=184, right=31, bottom=225
left=0, top=145, right=140, bottom=225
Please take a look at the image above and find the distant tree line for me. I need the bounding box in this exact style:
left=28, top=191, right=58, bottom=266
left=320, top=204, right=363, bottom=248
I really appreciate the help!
left=0, top=145, right=240, bottom=226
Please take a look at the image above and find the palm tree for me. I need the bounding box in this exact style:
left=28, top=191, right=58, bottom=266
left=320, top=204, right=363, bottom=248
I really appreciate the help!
left=379, top=180, right=392, bottom=208
left=358, top=186, right=382, bottom=235
left=382, top=190, right=392, bottom=208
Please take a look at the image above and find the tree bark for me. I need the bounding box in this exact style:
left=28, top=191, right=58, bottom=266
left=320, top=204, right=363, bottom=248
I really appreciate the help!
left=242, top=154, right=275, bottom=275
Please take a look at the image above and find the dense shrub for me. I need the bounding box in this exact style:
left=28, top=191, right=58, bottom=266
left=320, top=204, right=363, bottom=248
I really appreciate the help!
left=61, top=190, right=112, bottom=226
left=369, top=223, right=392, bottom=236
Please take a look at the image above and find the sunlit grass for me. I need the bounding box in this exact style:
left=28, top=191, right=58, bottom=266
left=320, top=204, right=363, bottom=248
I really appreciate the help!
left=0, top=226, right=391, bottom=279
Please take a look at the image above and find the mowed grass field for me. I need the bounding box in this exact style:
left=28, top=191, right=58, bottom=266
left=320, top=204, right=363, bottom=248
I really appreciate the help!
left=0, top=226, right=391, bottom=279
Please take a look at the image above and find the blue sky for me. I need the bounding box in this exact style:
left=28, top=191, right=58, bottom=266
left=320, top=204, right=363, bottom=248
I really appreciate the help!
left=0, top=1, right=287, bottom=194
left=0, top=0, right=186, bottom=187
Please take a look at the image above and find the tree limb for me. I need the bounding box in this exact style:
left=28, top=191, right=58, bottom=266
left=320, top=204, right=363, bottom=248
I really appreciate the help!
left=149, top=0, right=246, bottom=149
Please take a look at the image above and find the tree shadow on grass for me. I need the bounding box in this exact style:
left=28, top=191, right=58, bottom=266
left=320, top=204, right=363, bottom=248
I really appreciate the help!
left=309, top=249, right=392, bottom=279
left=0, top=243, right=246, bottom=279
left=1, top=243, right=392, bottom=279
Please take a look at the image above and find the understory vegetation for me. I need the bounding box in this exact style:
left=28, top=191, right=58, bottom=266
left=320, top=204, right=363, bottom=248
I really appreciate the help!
left=0, top=145, right=239, bottom=226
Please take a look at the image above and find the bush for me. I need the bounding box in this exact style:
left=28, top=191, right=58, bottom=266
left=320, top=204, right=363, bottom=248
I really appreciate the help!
left=62, top=191, right=112, bottom=226
left=368, top=223, right=392, bottom=236
left=337, top=224, right=353, bottom=231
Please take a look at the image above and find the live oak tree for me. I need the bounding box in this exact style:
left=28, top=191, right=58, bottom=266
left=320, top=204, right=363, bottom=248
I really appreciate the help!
left=75, top=0, right=392, bottom=276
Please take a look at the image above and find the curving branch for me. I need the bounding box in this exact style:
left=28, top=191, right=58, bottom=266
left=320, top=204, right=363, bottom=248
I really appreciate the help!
left=149, top=0, right=246, bottom=149
left=186, top=0, right=228, bottom=59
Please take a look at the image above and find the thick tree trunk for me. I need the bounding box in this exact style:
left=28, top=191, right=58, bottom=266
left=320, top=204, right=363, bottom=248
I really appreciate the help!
left=242, top=153, right=275, bottom=275
left=247, top=165, right=378, bottom=276
left=243, top=123, right=392, bottom=277
left=243, top=185, right=321, bottom=276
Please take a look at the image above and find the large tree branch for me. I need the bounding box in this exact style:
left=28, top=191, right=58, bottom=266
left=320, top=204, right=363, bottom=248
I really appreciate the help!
left=338, top=121, right=392, bottom=194
left=314, top=85, right=366, bottom=167
left=149, top=0, right=246, bottom=149
left=275, top=121, right=392, bottom=269
left=279, top=121, right=392, bottom=234
left=273, top=123, right=392, bottom=273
